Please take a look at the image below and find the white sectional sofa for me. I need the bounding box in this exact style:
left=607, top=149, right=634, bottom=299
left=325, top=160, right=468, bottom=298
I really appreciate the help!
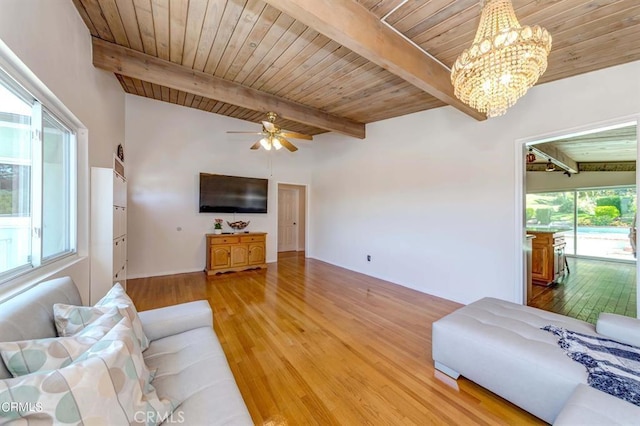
left=0, top=277, right=253, bottom=425
left=432, top=297, right=640, bottom=424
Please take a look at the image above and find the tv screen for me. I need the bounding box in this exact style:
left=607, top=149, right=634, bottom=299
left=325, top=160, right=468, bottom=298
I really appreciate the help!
left=199, top=173, right=268, bottom=213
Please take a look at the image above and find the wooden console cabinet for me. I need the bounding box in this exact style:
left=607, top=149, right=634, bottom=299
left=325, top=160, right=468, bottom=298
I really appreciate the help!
left=206, top=232, right=267, bottom=275
left=529, top=230, right=567, bottom=286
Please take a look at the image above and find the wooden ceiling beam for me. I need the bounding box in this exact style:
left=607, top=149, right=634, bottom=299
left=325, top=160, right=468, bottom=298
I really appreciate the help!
left=91, top=37, right=366, bottom=139
left=526, top=162, right=636, bottom=172
left=263, top=0, right=485, bottom=121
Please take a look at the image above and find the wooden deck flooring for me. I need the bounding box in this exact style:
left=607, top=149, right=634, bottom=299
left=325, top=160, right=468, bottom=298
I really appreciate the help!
left=529, top=257, right=637, bottom=323
left=127, top=252, right=543, bottom=425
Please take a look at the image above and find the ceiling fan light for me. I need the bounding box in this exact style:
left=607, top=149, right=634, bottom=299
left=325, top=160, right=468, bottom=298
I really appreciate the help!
left=259, top=138, right=271, bottom=150
left=272, top=137, right=282, bottom=150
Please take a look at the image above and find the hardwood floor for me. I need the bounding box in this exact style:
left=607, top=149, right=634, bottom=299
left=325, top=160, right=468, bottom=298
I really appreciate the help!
left=529, top=257, right=637, bottom=323
left=128, top=252, right=543, bottom=425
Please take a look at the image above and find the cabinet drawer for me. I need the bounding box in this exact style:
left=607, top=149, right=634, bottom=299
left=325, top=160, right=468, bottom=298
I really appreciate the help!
left=241, top=235, right=265, bottom=243
left=211, top=236, right=240, bottom=245
left=532, top=235, right=552, bottom=245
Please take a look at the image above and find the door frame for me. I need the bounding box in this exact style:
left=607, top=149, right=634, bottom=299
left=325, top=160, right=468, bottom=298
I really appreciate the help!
left=276, top=182, right=308, bottom=254
left=514, top=114, right=640, bottom=314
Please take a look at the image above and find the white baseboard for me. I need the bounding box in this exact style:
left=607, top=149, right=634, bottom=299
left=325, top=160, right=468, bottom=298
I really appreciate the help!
left=126, top=267, right=204, bottom=280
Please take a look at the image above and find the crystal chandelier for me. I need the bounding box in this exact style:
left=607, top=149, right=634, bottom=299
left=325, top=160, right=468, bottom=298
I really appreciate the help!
left=451, top=0, right=552, bottom=117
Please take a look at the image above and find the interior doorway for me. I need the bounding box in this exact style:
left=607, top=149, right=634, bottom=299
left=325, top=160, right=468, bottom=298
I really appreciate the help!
left=277, top=183, right=306, bottom=253
left=518, top=119, right=639, bottom=321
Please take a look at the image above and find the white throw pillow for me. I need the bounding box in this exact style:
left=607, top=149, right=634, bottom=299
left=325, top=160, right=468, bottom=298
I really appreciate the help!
left=0, top=308, right=123, bottom=377
left=54, top=283, right=149, bottom=350
left=0, top=317, right=175, bottom=425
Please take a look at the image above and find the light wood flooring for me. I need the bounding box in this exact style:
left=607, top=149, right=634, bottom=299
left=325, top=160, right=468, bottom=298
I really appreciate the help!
left=128, top=252, right=543, bottom=425
left=529, top=257, right=637, bottom=323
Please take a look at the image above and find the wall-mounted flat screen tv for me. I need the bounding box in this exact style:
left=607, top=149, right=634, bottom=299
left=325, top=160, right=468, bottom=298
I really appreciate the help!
left=199, top=173, right=268, bottom=213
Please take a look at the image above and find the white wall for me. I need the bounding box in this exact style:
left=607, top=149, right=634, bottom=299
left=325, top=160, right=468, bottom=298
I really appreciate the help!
left=124, top=95, right=314, bottom=278
left=0, top=0, right=125, bottom=303
left=527, top=171, right=635, bottom=192
left=309, top=61, right=640, bottom=305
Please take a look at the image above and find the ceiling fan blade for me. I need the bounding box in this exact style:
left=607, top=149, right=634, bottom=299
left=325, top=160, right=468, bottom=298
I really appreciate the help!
left=227, top=131, right=264, bottom=135
left=262, top=121, right=277, bottom=132
left=280, top=131, right=313, bottom=140
left=249, top=140, right=261, bottom=150
left=279, top=137, right=298, bottom=152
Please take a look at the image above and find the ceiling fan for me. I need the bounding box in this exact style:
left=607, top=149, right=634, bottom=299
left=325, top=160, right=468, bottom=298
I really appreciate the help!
left=226, top=112, right=313, bottom=152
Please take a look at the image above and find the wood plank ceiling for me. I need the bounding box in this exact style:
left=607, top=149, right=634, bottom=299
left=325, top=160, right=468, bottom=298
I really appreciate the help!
left=73, top=0, right=640, bottom=137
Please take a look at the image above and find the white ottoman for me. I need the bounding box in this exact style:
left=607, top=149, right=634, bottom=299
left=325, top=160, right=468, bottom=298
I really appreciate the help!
left=432, top=297, right=595, bottom=423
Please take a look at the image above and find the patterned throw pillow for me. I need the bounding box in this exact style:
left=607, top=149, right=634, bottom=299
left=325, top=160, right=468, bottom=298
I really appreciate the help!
left=0, top=317, right=176, bottom=425
left=0, top=308, right=123, bottom=377
left=54, top=283, right=149, bottom=350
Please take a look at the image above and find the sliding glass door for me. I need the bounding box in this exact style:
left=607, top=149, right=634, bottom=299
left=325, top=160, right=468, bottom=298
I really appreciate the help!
left=526, top=186, right=636, bottom=261
left=526, top=190, right=575, bottom=255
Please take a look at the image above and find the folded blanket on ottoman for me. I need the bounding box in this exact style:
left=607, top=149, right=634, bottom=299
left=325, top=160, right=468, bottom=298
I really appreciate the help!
left=543, top=325, right=640, bottom=406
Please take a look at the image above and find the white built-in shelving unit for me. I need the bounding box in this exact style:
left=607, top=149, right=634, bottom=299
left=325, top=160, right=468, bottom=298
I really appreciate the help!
left=90, top=155, right=127, bottom=304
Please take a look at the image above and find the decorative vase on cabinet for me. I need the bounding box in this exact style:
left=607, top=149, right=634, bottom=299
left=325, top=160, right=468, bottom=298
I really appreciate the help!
left=213, top=218, right=223, bottom=235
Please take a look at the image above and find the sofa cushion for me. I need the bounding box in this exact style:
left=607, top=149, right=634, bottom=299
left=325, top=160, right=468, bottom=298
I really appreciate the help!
left=54, top=283, right=149, bottom=350
left=143, top=327, right=252, bottom=425
left=0, top=308, right=122, bottom=376
left=0, top=317, right=174, bottom=425
left=0, top=277, right=82, bottom=380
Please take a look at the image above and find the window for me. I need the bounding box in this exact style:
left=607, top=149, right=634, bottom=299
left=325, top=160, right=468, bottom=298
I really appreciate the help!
left=526, top=186, right=636, bottom=261
left=0, top=68, right=76, bottom=281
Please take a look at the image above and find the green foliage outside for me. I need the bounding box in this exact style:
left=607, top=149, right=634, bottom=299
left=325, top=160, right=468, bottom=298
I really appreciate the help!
left=0, top=189, right=12, bottom=215
left=595, top=205, right=620, bottom=218
left=535, top=208, right=552, bottom=225
left=577, top=215, right=592, bottom=226
left=526, top=207, right=535, bottom=220
left=596, top=196, right=622, bottom=214
left=593, top=205, right=621, bottom=226
left=526, top=188, right=636, bottom=228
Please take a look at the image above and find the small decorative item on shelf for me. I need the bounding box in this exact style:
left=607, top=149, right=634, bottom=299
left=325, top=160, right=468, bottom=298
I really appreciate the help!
left=213, top=218, right=223, bottom=234
left=227, top=220, right=250, bottom=233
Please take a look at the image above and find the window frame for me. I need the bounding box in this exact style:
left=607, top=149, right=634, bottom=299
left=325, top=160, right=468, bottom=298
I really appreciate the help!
left=0, top=52, right=79, bottom=286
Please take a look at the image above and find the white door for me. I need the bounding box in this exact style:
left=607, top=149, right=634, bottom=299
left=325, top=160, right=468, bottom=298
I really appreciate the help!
left=278, top=187, right=298, bottom=252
